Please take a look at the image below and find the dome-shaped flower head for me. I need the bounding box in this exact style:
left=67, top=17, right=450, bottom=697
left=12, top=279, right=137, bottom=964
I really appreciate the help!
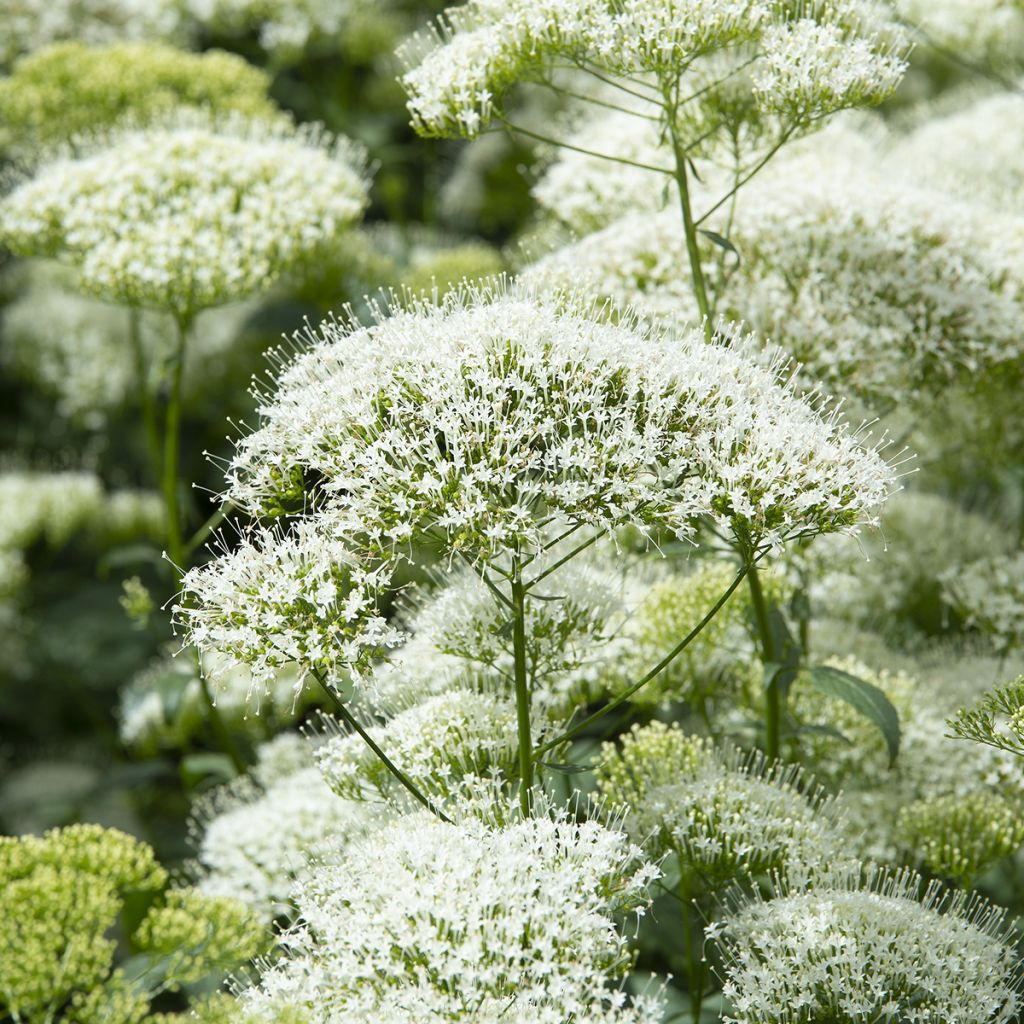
left=0, top=41, right=276, bottom=155
left=595, top=722, right=844, bottom=881
left=239, top=809, right=663, bottom=1024
left=0, top=110, right=369, bottom=318
left=715, top=868, right=1023, bottom=1023
left=226, top=286, right=896, bottom=565
left=399, top=0, right=906, bottom=139
left=315, top=688, right=529, bottom=803
left=174, top=516, right=401, bottom=691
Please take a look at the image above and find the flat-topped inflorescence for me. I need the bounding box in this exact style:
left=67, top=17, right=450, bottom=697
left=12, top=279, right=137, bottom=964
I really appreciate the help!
left=239, top=807, right=662, bottom=1024
left=174, top=515, right=400, bottom=691
left=191, top=733, right=386, bottom=920
left=715, top=868, right=1023, bottom=1023
left=0, top=110, right=369, bottom=317
left=400, top=0, right=906, bottom=139
left=0, top=40, right=276, bottom=154
left=595, top=721, right=844, bottom=881
left=226, top=285, right=897, bottom=564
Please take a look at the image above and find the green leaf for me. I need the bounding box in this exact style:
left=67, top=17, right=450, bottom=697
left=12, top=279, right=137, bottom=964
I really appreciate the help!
left=807, top=665, right=901, bottom=766
left=698, top=229, right=739, bottom=260
left=538, top=760, right=590, bottom=775
left=180, top=753, right=237, bottom=788
left=764, top=607, right=800, bottom=697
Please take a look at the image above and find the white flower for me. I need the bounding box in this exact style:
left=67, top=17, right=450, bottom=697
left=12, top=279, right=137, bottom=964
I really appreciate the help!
left=595, top=722, right=844, bottom=880
left=805, top=489, right=1012, bottom=640
left=717, top=869, right=1023, bottom=1023
left=190, top=733, right=386, bottom=919
left=753, top=13, right=906, bottom=117
left=315, top=689, right=528, bottom=803
left=896, top=0, right=1024, bottom=65
left=227, top=286, right=896, bottom=561
left=0, top=111, right=369, bottom=316
left=528, top=132, right=1024, bottom=404
left=174, top=516, right=401, bottom=692
left=241, top=809, right=663, bottom=1024
left=177, top=0, right=376, bottom=62
left=400, top=0, right=904, bottom=139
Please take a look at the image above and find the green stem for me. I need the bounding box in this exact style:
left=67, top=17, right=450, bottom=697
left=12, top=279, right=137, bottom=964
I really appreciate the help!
left=313, top=670, right=453, bottom=823
left=746, top=559, right=781, bottom=760
left=681, top=882, right=705, bottom=1022
left=128, top=307, right=161, bottom=477
left=664, top=87, right=713, bottom=339
left=184, top=501, right=232, bottom=559
left=511, top=565, right=534, bottom=817
left=534, top=566, right=748, bottom=756
left=163, top=314, right=190, bottom=583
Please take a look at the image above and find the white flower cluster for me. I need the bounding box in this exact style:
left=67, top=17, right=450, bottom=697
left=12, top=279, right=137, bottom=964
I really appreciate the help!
left=2, top=263, right=260, bottom=427
left=717, top=870, right=1023, bottom=1023
left=0, top=112, right=369, bottom=317
left=0, top=469, right=162, bottom=555
left=0, top=0, right=183, bottom=68
left=241, top=811, right=663, bottom=1024
left=752, top=15, right=906, bottom=117
left=942, top=551, right=1024, bottom=655
left=227, top=287, right=895, bottom=562
left=175, top=517, right=401, bottom=691
left=315, top=688, right=525, bottom=803
left=528, top=133, right=1024, bottom=404
left=0, top=470, right=103, bottom=553
left=595, top=722, right=842, bottom=882
left=191, top=733, right=385, bottom=920
left=806, top=489, right=1012, bottom=640
left=401, top=0, right=905, bottom=139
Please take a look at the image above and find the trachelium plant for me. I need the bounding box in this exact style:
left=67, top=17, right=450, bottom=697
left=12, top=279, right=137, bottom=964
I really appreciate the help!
left=175, top=282, right=896, bottom=820
left=398, top=0, right=910, bottom=761
left=0, top=101, right=370, bottom=766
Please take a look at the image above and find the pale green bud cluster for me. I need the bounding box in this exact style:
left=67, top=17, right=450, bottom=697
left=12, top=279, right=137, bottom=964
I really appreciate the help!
left=132, top=889, right=266, bottom=988
left=0, top=40, right=276, bottom=154
left=897, top=792, right=1024, bottom=887
left=0, top=824, right=164, bottom=1022
left=0, top=824, right=264, bottom=1024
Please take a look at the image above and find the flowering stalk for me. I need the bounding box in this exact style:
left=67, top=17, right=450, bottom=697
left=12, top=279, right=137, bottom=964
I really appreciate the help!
left=312, top=669, right=453, bottom=823
left=511, top=562, right=533, bottom=816
left=534, top=565, right=749, bottom=755
left=162, top=313, right=190, bottom=583
left=663, top=83, right=713, bottom=338
left=746, top=557, right=782, bottom=760
left=127, top=307, right=162, bottom=477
